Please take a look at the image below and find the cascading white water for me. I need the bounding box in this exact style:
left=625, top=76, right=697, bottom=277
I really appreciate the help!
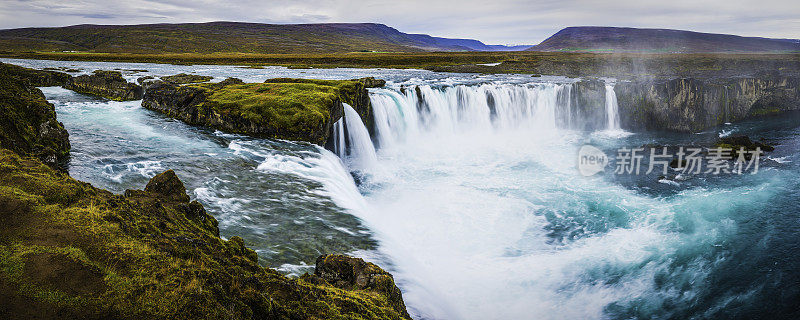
left=332, top=103, right=379, bottom=169
left=604, top=82, right=621, bottom=130
left=369, top=83, right=573, bottom=150
left=332, top=118, right=346, bottom=157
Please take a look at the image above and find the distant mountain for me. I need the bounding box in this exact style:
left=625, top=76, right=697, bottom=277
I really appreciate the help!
left=0, top=22, right=527, bottom=54
left=528, top=27, right=800, bottom=53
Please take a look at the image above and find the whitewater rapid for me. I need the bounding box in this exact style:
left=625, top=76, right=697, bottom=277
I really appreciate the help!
left=328, top=82, right=789, bottom=320
left=32, top=57, right=800, bottom=320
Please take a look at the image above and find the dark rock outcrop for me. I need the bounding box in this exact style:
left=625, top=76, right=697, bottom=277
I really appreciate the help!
left=1, top=63, right=72, bottom=87
left=144, top=169, right=191, bottom=202
left=161, top=73, right=214, bottom=85
left=144, top=78, right=378, bottom=145
left=312, top=255, right=410, bottom=319
left=566, top=78, right=608, bottom=131
left=716, top=135, right=775, bottom=159
left=0, top=154, right=411, bottom=319
left=141, top=80, right=208, bottom=117
left=0, top=63, right=70, bottom=169
left=358, top=77, right=387, bottom=88
left=262, top=77, right=381, bottom=132
left=64, top=70, right=143, bottom=101
left=571, top=73, right=800, bottom=132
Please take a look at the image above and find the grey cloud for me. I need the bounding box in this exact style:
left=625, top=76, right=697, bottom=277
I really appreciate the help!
left=0, top=0, right=797, bottom=44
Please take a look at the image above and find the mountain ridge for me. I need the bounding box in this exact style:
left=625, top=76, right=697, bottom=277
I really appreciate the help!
left=528, top=26, right=800, bottom=53
left=0, top=21, right=530, bottom=53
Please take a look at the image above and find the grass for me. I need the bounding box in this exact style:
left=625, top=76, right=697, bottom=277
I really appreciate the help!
left=2, top=51, right=799, bottom=78
left=143, top=78, right=375, bottom=145
left=0, top=149, right=410, bottom=319
left=199, top=82, right=340, bottom=134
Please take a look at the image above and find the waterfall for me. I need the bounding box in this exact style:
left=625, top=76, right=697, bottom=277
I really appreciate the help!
left=332, top=103, right=379, bottom=169
left=332, top=118, right=346, bottom=157
left=369, top=83, right=573, bottom=149
left=604, top=82, right=621, bottom=130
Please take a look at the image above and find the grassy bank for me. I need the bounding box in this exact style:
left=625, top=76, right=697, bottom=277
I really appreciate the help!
left=0, top=64, right=412, bottom=319
left=2, top=51, right=799, bottom=78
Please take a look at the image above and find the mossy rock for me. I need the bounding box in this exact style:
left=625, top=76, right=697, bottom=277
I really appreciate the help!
left=142, top=77, right=380, bottom=145
left=161, top=73, right=214, bottom=85
left=64, top=70, right=143, bottom=101
left=715, top=135, right=774, bottom=160
left=0, top=149, right=411, bottom=319
left=1, top=63, right=72, bottom=87
left=0, top=63, right=70, bottom=170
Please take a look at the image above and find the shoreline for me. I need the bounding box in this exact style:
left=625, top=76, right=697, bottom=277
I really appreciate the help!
left=2, top=51, right=798, bottom=78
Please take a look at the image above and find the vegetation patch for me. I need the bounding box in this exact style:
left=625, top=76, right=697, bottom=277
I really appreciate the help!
left=143, top=77, right=381, bottom=144
left=160, top=73, right=213, bottom=85
left=0, top=150, right=411, bottom=319
left=0, top=63, right=70, bottom=169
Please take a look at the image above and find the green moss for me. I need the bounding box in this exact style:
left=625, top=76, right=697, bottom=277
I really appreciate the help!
left=0, top=63, right=71, bottom=169
left=0, top=149, right=409, bottom=319
left=161, top=73, right=214, bottom=85
left=196, top=82, right=340, bottom=142
left=750, top=107, right=783, bottom=116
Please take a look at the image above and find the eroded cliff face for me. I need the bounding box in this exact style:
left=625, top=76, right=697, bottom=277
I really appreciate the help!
left=143, top=78, right=382, bottom=146
left=0, top=63, right=70, bottom=170
left=571, top=73, right=800, bottom=132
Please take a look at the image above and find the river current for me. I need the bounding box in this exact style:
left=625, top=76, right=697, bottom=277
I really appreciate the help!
left=4, top=58, right=800, bottom=319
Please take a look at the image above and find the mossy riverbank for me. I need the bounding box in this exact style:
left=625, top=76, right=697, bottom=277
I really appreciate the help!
left=0, top=63, right=410, bottom=319
left=143, top=77, right=382, bottom=145
left=0, top=63, right=70, bottom=169
left=2, top=51, right=799, bottom=78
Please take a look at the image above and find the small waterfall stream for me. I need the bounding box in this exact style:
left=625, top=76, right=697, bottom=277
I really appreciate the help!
left=332, top=103, right=379, bottom=169
left=604, top=81, right=621, bottom=130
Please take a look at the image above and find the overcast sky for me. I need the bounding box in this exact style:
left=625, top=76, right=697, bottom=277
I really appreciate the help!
left=0, top=0, right=798, bottom=45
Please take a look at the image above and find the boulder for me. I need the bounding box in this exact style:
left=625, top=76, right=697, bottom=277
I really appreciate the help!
left=161, top=73, right=214, bottom=85
left=64, top=70, right=143, bottom=101
left=716, top=135, right=775, bottom=159
left=358, top=77, right=387, bottom=88
left=0, top=152, right=412, bottom=319
left=314, top=254, right=411, bottom=319
left=144, top=169, right=191, bottom=202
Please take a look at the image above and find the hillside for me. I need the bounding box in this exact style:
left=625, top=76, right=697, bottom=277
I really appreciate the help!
left=529, top=26, right=800, bottom=53
left=0, top=22, right=526, bottom=54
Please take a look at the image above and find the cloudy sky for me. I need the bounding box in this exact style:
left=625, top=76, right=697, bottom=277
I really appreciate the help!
left=0, top=0, right=798, bottom=44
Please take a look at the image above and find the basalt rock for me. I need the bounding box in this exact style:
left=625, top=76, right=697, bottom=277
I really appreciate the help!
left=571, top=73, right=800, bottom=132
left=144, top=169, right=191, bottom=202
left=144, top=78, right=377, bottom=145
left=1, top=63, right=72, bottom=87
left=64, top=70, right=143, bottom=101
left=0, top=63, right=70, bottom=170
left=716, top=135, right=775, bottom=159
left=358, top=77, right=387, bottom=88
left=312, top=255, right=411, bottom=319
left=161, top=73, right=214, bottom=85
left=0, top=152, right=411, bottom=319
left=263, top=77, right=381, bottom=133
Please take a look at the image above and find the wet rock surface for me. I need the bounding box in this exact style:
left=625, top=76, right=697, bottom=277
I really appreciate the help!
left=64, top=70, right=143, bottom=101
